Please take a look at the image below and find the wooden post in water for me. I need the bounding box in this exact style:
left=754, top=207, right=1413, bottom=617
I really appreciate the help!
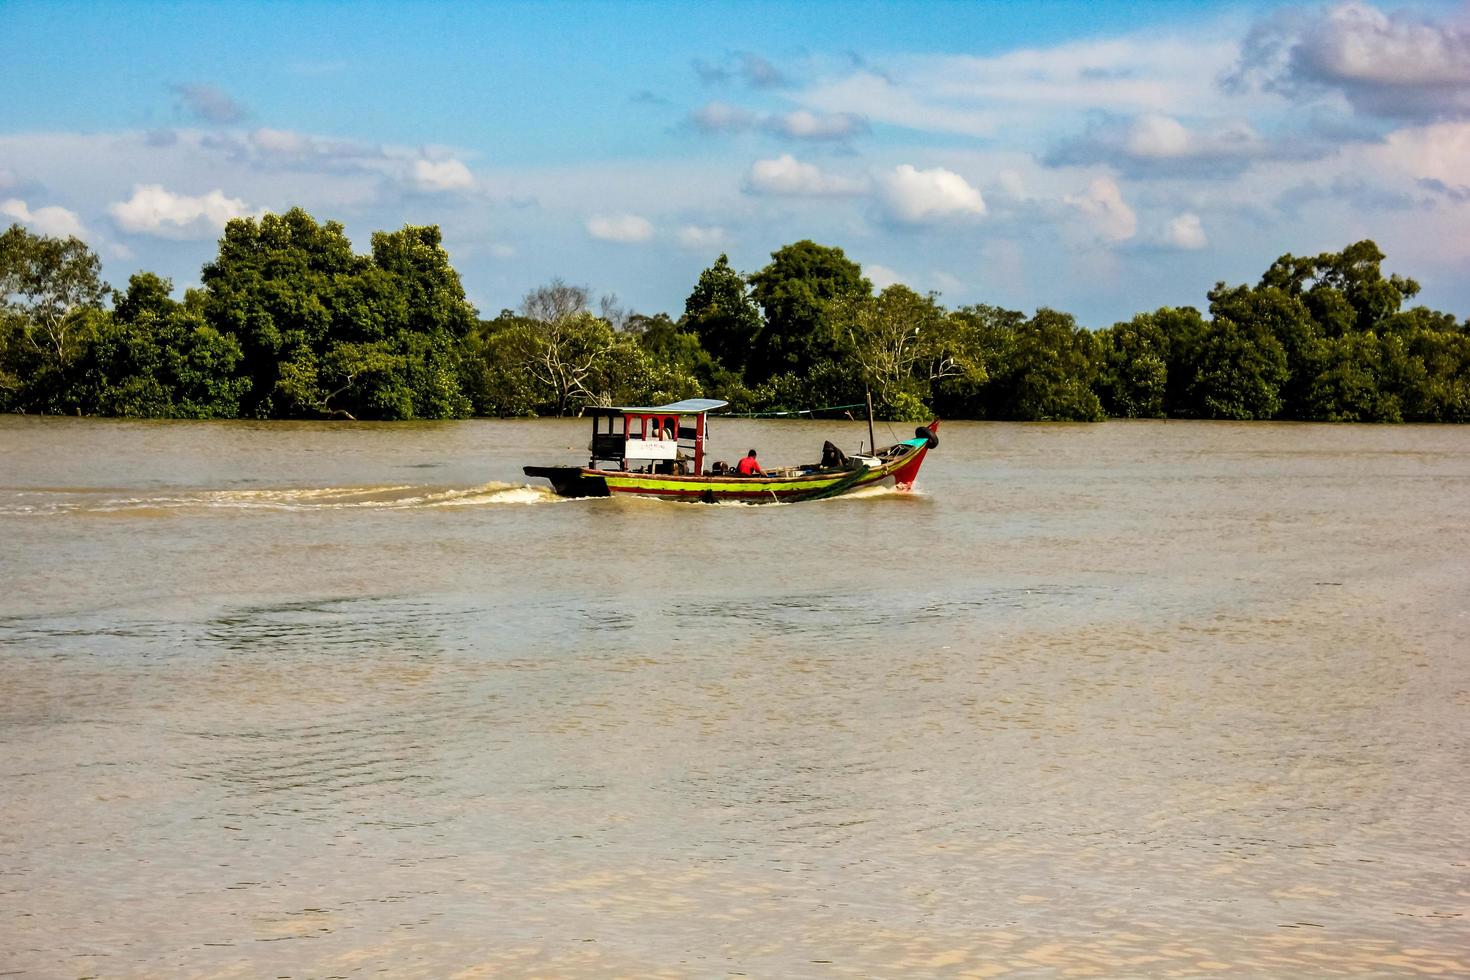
left=865, top=385, right=877, bottom=456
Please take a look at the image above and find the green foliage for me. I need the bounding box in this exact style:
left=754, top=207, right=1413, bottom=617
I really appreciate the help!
left=0, top=223, right=111, bottom=412
left=0, top=310, right=23, bottom=409
left=931, top=304, right=1026, bottom=419
left=3, top=225, right=1466, bottom=425
left=165, top=316, right=251, bottom=418
left=76, top=310, right=247, bottom=419
left=1305, top=332, right=1394, bottom=422
left=833, top=284, right=973, bottom=418
left=934, top=307, right=1102, bottom=421
left=1187, top=318, right=1289, bottom=420
left=746, top=360, right=867, bottom=418
left=63, top=274, right=250, bottom=419
left=1192, top=239, right=1463, bottom=422
left=615, top=341, right=704, bottom=409
left=1263, top=240, right=1420, bottom=335
left=460, top=300, right=704, bottom=417
left=198, top=210, right=472, bottom=419
left=1096, top=313, right=1169, bottom=418
left=683, top=255, right=761, bottom=376
left=519, top=310, right=620, bottom=415
left=1206, top=283, right=1317, bottom=418
left=461, top=315, right=543, bottom=417
left=1153, top=306, right=1209, bottom=416
left=631, top=312, right=733, bottom=394
left=746, top=240, right=870, bottom=382
left=1394, top=328, right=1470, bottom=421
left=1001, top=309, right=1104, bottom=421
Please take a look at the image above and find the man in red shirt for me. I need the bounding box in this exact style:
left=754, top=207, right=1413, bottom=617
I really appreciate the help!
left=735, top=449, right=765, bottom=476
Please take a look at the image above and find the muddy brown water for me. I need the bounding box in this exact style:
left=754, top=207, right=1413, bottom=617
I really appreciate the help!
left=2, top=416, right=1467, bottom=977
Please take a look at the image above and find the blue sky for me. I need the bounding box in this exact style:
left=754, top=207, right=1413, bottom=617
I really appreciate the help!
left=2, top=0, right=1468, bottom=326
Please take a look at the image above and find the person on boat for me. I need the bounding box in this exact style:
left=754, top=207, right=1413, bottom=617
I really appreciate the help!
left=820, top=441, right=848, bottom=468
left=736, top=449, right=765, bottom=477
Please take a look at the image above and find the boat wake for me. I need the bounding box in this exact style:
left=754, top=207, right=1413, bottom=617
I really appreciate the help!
left=0, top=482, right=565, bottom=516
left=836, top=482, right=910, bottom=501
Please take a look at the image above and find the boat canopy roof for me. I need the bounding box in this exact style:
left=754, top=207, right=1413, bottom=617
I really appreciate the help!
left=589, top=398, right=728, bottom=417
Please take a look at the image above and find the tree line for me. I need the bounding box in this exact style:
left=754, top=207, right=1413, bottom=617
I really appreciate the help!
left=2, top=209, right=1466, bottom=422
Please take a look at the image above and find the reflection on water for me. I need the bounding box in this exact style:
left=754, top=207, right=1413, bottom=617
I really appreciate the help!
left=1, top=417, right=1468, bottom=977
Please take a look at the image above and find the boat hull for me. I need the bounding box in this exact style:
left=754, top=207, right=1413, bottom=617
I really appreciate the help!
left=525, top=443, right=930, bottom=503
left=522, top=465, right=610, bottom=498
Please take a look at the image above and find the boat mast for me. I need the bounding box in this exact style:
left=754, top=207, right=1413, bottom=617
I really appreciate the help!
left=694, top=411, right=705, bottom=475
left=865, top=384, right=877, bottom=455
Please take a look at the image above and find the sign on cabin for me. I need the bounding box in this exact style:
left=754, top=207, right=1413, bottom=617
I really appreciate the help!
left=624, top=437, right=679, bottom=461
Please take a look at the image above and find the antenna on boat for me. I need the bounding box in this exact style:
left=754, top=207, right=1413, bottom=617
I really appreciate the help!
left=865, top=384, right=877, bottom=456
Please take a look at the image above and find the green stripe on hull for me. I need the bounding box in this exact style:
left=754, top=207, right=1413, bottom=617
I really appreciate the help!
left=603, top=474, right=853, bottom=494
left=594, top=454, right=916, bottom=502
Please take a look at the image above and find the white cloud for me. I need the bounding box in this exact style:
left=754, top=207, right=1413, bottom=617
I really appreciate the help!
left=490, top=243, right=517, bottom=258
left=798, top=33, right=1242, bottom=138
left=1, top=198, right=87, bottom=239
left=933, top=271, right=965, bottom=295
left=692, top=57, right=731, bottom=86
left=676, top=225, right=726, bottom=250
left=800, top=71, right=1002, bottom=138
left=243, top=128, right=382, bottom=166
left=995, top=169, right=1030, bottom=201
left=1163, top=212, right=1208, bottom=249
left=1301, top=2, right=1470, bottom=88
left=739, top=52, right=787, bottom=89
left=108, top=184, right=252, bottom=238
left=767, top=110, right=868, bottom=141
left=412, top=158, right=474, bottom=192
left=689, top=101, right=758, bottom=133
left=689, top=104, right=868, bottom=142
left=746, top=154, right=866, bottom=196
left=690, top=52, right=788, bottom=90
left=1049, top=113, right=1269, bottom=176
left=250, top=127, right=310, bottom=155
left=878, top=164, right=986, bottom=224
left=1065, top=176, right=1137, bottom=242
left=1371, top=121, right=1470, bottom=184
left=171, top=83, right=248, bottom=124
left=1228, top=2, right=1470, bottom=118
left=1126, top=114, right=1193, bottom=158
left=204, top=129, right=481, bottom=198
left=586, top=213, right=654, bottom=243
left=865, top=263, right=903, bottom=289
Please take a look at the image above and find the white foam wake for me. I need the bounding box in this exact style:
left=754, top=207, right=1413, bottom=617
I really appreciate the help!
left=0, top=482, right=565, bottom=516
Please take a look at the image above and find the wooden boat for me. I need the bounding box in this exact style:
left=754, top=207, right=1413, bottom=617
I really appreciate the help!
left=524, top=399, right=939, bottom=503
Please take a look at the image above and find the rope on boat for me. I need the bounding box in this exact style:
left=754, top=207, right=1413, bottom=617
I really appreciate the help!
left=725, top=402, right=866, bottom=419
left=799, top=464, right=872, bottom=501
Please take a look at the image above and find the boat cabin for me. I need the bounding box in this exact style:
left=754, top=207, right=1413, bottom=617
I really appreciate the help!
left=587, top=398, right=728, bottom=474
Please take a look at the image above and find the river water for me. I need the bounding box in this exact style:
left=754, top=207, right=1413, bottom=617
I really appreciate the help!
left=1, top=416, right=1467, bottom=978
